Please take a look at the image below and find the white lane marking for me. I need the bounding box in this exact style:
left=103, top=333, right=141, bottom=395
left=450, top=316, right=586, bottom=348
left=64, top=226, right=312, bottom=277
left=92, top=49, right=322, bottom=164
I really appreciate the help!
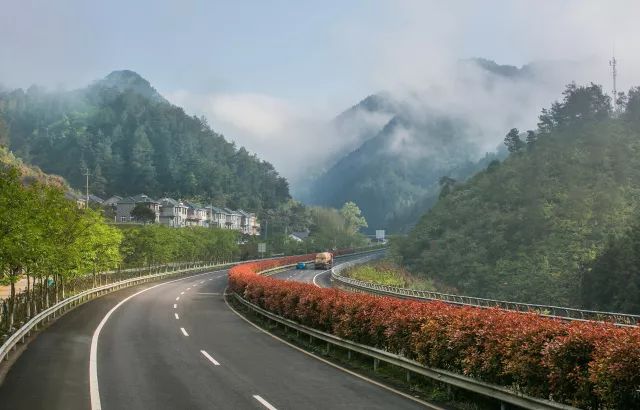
left=173, top=304, right=177, bottom=309
left=176, top=296, right=180, bottom=301
left=196, top=292, right=222, bottom=295
left=186, top=287, right=191, bottom=291
left=180, top=291, right=185, bottom=295
left=180, top=327, right=189, bottom=337
left=312, top=270, right=328, bottom=288
left=200, top=350, right=220, bottom=366
left=253, top=395, right=278, bottom=410
left=175, top=313, right=179, bottom=320
left=223, top=289, right=441, bottom=410
left=200, top=280, right=205, bottom=284
left=90, top=268, right=228, bottom=410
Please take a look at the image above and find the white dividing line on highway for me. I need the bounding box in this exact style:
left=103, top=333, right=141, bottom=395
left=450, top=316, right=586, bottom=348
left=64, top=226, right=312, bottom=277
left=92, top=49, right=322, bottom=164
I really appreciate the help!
left=180, top=327, right=189, bottom=336
left=90, top=269, right=226, bottom=410
left=200, top=350, right=220, bottom=366
left=176, top=296, right=180, bottom=301
left=173, top=304, right=177, bottom=309
left=175, top=313, right=179, bottom=320
left=253, top=395, right=278, bottom=410
left=180, top=291, right=185, bottom=295
left=223, top=287, right=442, bottom=410
left=186, top=287, right=191, bottom=290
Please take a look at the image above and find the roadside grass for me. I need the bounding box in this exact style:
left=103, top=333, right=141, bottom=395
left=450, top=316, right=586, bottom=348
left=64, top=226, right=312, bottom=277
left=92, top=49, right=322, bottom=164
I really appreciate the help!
left=344, top=261, right=436, bottom=290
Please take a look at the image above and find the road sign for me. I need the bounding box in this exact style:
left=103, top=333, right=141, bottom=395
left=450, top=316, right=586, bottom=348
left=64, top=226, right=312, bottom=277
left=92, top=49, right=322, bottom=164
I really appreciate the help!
left=375, top=230, right=385, bottom=241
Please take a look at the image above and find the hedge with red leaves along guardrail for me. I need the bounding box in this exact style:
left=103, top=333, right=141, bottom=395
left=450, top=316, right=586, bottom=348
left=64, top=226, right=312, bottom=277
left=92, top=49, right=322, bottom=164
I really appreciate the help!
left=228, top=255, right=640, bottom=409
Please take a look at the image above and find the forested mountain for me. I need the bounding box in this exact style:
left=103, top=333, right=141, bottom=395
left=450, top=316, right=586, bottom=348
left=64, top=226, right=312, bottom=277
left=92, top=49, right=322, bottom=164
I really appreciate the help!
left=301, top=59, right=553, bottom=232
left=0, top=70, right=290, bottom=211
left=396, top=83, right=640, bottom=310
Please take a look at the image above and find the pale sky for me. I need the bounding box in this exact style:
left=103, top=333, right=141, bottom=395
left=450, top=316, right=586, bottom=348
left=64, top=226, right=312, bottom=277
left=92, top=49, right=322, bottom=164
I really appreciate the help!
left=2, top=1, right=640, bottom=179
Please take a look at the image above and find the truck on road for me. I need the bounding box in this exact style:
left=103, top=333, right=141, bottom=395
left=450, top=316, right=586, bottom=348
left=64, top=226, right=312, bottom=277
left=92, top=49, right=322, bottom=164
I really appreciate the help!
left=314, top=252, right=333, bottom=270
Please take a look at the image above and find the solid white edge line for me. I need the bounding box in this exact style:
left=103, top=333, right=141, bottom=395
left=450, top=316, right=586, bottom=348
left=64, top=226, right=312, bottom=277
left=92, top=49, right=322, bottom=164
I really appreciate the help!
left=175, top=313, right=179, bottom=320
left=180, top=327, right=189, bottom=336
left=89, top=269, right=226, bottom=410
left=200, top=350, right=220, bottom=366
left=253, top=395, right=278, bottom=410
left=223, top=288, right=442, bottom=410
left=312, top=270, right=328, bottom=288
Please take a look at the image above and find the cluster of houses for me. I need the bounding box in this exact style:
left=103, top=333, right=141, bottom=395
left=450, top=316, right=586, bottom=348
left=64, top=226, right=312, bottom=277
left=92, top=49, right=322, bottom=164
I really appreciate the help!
left=67, top=192, right=260, bottom=235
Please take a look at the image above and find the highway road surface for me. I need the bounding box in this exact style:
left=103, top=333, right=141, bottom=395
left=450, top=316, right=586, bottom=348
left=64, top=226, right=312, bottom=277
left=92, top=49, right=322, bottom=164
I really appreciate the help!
left=0, top=264, right=427, bottom=409
left=270, top=252, right=384, bottom=288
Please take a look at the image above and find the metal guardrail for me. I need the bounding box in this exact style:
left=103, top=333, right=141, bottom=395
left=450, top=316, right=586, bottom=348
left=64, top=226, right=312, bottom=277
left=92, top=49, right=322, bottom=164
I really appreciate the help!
left=233, top=294, right=577, bottom=410
left=331, top=256, right=640, bottom=327
left=0, top=261, right=228, bottom=364
left=0, top=247, right=386, bottom=366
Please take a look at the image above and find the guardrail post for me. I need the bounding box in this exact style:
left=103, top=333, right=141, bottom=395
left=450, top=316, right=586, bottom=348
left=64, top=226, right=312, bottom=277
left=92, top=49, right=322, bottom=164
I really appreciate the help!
left=326, top=341, right=331, bottom=354
left=373, top=358, right=379, bottom=372
left=406, top=371, right=411, bottom=383
left=500, top=402, right=506, bottom=410
left=347, top=350, right=352, bottom=361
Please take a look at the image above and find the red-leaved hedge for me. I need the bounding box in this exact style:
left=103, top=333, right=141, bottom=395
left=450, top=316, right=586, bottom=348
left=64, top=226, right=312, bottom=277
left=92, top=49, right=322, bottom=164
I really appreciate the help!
left=229, top=255, right=640, bottom=408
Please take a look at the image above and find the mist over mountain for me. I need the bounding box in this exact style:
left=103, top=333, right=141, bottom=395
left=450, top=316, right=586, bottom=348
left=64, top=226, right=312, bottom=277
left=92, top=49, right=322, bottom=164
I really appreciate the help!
left=0, top=70, right=290, bottom=211
left=296, top=58, right=588, bottom=231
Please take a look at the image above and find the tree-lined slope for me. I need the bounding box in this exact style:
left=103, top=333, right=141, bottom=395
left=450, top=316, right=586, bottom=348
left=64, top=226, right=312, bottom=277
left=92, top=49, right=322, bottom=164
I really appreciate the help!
left=397, top=84, right=640, bottom=308
left=0, top=70, right=289, bottom=211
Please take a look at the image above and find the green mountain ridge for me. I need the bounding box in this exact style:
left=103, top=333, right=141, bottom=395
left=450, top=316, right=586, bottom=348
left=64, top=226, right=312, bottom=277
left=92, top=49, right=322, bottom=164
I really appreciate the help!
left=0, top=70, right=290, bottom=212
left=301, top=58, right=548, bottom=233
left=396, top=83, right=640, bottom=309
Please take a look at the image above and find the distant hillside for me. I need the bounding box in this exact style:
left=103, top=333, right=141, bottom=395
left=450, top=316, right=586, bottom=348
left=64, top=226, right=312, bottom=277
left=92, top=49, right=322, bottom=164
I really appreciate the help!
left=300, top=58, right=552, bottom=232
left=0, top=145, right=69, bottom=189
left=397, top=83, right=640, bottom=308
left=0, top=71, right=290, bottom=211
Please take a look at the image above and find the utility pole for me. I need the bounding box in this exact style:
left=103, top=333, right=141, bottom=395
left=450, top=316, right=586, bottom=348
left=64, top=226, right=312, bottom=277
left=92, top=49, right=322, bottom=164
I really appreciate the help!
left=82, top=168, right=90, bottom=208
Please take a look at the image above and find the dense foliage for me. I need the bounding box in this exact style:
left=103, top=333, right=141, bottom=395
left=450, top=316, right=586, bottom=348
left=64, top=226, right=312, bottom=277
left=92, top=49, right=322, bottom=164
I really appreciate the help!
left=0, top=70, right=290, bottom=211
left=120, top=225, right=239, bottom=268
left=0, top=166, right=122, bottom=329
left=396, top=83, right=640, bottom=308
left=229, top=256, right=640, bottom=409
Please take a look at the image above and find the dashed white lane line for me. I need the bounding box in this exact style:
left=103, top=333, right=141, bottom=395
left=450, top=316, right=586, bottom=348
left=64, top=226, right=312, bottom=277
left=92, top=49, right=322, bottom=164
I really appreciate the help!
left=175, top=313, right=179, bottom=320
left=253, top=395, right=278, bottom=410
left=176, top=296, right=180, bottom=301
left=186, top=287, right=191, bottom=291
left=173, top=304, right=177, bottom=309
left=90, top=269, right=225, bottom=410
left=200, top=350, right=220, bottom=366
left=180, top=327, right=189, bottom=337
left=180, top=291, right=185, bottom=295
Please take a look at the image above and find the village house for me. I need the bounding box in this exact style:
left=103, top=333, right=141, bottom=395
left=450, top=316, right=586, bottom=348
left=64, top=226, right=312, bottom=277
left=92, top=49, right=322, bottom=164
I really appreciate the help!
left=159, top=198, right=188, bottom=227
left=91, top=192, right=259, bottom=234
left=185, top=202, right=207, bottom=227
left=116, top=194, right=160, bottom=223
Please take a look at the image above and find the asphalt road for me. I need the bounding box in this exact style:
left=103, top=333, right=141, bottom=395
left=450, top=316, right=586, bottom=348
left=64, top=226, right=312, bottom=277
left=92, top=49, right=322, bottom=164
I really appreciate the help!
left=269, top=252, right=383, bottom=288
left=0, top=265, right=426, bottom=409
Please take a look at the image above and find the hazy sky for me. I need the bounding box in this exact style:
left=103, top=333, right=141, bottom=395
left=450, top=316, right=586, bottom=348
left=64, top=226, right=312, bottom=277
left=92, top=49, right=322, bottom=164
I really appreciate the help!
left=2, top=1, right=640, bottom=179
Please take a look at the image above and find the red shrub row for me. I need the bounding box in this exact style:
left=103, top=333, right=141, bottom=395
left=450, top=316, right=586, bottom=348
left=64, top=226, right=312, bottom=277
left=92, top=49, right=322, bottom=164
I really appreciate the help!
left=229, top=256, right=640, bottom=408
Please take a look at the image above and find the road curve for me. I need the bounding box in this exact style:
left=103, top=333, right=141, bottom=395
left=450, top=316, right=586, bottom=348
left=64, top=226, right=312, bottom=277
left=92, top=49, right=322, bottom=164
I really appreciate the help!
left=0, top=266, right=425, bottom=409
left=270, top=252, right=383, bottom=288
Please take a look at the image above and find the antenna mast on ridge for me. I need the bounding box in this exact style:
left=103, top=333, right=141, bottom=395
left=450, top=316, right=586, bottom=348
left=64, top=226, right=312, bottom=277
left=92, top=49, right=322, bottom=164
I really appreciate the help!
left=609, top=51, right=618, bottom=110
